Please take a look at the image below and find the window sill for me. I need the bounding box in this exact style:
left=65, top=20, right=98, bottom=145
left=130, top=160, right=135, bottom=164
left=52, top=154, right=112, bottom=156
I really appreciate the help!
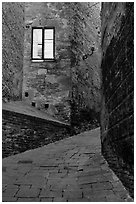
left=31, top=59, right=55, bottom=62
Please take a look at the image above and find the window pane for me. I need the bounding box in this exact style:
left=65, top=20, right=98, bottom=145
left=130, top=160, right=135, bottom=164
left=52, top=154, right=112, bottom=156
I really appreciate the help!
left=33, top=29, right=42, bottom=59
left=44, top=40, right=53, bottom=58
left=44, top=29, right=53, bottom=39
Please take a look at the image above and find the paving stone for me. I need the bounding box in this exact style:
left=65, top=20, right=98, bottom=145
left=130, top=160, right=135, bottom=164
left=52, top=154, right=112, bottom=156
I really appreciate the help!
left=38, top=162, right=58, bottom=167
left=27, top=170, right=47, bottom=177
left=15, top=175, right=46, bottom=187
left=2, top=166, right=7, bottom=172
left=89, top=196, right=107, bottom=202
left=78, top=158, right=90, bottom=165
left=2, top=184, right=7, bottom=192
left=65, top=184, right=79, bottom=191
left=2, top=184, right=7, bottom=188
left=6, top=184, right=19, bottom=189
left=3, top=187, right=19, bottom=197
left=67, top=197, right=91, bottom=202
left=92, top=189, right=115, bottom=197
left=17, top=166, right=32, bottom=174
left=71, top=156, right=80, bottom=161
left=64, top=165, right=77, bottom=171
left=92, top=181, right=113, bottom=190
left=40, top=198, right=53, bottom=202
left=2, top=188, right=6, bottom=193
left=67, top=172, right=78, bottom=178
left=63, top=189, right=83, bottom=199
left=60, top=177, right=78, bottom=186
left=38, top=165, right=55, bottom=170
left=83, top=188, right=93, bottom=199
left=49, top=182, right=67, bottom=191
left=17, top=198, right=40, bottom=202
left=67, top=162, right=79, bottom=167
left=65, top=149, right=78, bottom=159
left=78, top=169, right=105, bottom=177
left=58, top=169, right=68, bottom=174
left=16, top=187, right=40, bottom=198
left=53, top=197, right=67, bottom=202
left=18, top=185, right=31, bottom=189
left=5, top=171, right=24, bottom=178
left=82, top=166, right=102, bottom=173
left=15, top=179, right=32, bottom=185
left=106, top=194, right=124, bottom=202
left=39, top=189, right=62, bottom=198
left=48, top=168, right=59, bottom=173
left=48, top=172, right=59, bottom=178
left=47, top=178, right=62, bottom=186
left=2, top=174, right=18, bottom=185
left=49, top=171, right=67, bottom=178
left=78, top=175, right=109, bottom=185
left=18, top=159, right=33, bottom=164
left=79, top=183, right=92, bottom=189
left=2, top=197, right=18, bottom=202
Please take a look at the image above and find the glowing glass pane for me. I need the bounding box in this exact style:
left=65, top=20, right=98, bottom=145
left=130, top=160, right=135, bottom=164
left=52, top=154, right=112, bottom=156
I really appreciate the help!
left=44, top=40, right=53, bottom=58
left=44, top=29, right=53, bottom=39
left=33, top=29, right=42, bottom=59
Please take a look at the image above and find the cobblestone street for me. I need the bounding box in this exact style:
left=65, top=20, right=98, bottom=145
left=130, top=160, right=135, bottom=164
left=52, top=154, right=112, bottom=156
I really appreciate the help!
left=2, top=128, right=133, bottom=202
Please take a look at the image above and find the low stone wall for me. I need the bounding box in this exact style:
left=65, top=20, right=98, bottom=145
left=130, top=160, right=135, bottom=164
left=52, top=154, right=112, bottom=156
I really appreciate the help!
left=2, top=110, right=72, bottom=158
left=100, top=2, right=134, bottom=198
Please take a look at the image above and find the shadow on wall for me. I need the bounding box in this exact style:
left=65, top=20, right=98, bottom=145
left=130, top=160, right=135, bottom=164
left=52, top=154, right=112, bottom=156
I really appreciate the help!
left=100, top=2, right=134, bottom=198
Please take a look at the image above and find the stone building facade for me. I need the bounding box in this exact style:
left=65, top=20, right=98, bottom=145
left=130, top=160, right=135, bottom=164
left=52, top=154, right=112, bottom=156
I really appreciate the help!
left=2, top=2, right=25, bottom=101
left=22, top=2, right=101, bottom=123
left=100, top=2, right=134, bottom=197
left=23, top=3, right=72, bottom=123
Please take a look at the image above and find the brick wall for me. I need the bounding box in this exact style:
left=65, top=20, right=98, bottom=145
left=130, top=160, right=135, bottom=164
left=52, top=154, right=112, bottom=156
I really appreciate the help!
left=2, top=110, right=72, bottom=158
left=2, top=3, right=24, bottom=101
left=100, top=2, right=134, bottom=197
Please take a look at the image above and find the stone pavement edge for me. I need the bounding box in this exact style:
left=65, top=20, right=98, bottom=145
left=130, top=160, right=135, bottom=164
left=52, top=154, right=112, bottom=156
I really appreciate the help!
left=2, top=128, right=133, bottom=202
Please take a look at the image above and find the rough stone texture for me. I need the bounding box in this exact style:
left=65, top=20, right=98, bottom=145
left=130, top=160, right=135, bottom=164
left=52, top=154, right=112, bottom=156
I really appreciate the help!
left=69, top=3, right=101, bottom=127
left=100, top=2, right=134, bottom=198
left=2, top=109, right=72, bottom=158
left=23, top=2, right=101, bottom=124
left=23, top=2, right=72, bottom=123
left=2, top=128, right=133, bottom=202
left=2, top=2, right=24, bottom=101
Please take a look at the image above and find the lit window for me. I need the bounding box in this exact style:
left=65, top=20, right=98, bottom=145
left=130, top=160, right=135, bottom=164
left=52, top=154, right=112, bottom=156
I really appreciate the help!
left=32, top=27, right=55, bottom=60
left=32, top=29, right=42, bottom=59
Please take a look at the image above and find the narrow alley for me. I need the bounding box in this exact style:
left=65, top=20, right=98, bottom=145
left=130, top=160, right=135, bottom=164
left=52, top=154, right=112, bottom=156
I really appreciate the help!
left=2, top=2, right=134, bottom=202
left=2, top=128, right=133, bottom=202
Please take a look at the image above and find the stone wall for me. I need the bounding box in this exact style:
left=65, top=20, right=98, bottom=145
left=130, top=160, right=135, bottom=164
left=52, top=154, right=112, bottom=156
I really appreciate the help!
left=2, top=110, right=72, bottom=158
left=100, top=2, right=134, bottom=197
left=2, top=2, right=24, bottom=101
left=23, top=2, right=101, bottom=125
left=23, top=3, right=72, bottom=123
left=69, top=3, right=101, bottom=128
